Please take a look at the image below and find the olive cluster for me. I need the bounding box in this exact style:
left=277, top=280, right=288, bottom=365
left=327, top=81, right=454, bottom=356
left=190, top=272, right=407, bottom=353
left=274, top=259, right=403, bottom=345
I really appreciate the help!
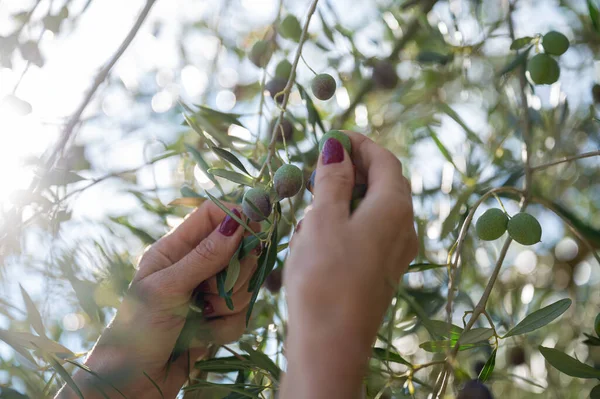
left=527, top=31, right=569, bottom=85
left=476, top=208, right=542, bottom=246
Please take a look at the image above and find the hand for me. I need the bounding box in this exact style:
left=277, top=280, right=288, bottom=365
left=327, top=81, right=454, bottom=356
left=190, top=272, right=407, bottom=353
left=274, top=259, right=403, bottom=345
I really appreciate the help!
left=282, top=132, right=417, bottom=399
left=57, top=201, right=260, bottom=399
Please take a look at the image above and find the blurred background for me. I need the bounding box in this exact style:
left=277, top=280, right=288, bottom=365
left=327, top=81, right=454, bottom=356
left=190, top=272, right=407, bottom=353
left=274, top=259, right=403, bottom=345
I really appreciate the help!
left=0, top=0, right=599, bottom=397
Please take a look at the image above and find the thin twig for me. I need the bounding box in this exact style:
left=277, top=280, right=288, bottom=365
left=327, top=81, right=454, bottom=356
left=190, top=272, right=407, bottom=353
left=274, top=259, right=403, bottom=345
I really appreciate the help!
left=255, top=0, right=321, bottom=182
left=530, top=150, right=600, bottom=172
left=34, top=0, right=157, bottom=191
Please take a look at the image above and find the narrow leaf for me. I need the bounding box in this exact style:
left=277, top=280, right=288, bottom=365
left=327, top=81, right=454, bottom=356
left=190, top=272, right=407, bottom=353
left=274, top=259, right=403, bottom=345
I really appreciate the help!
left=437, top=103, right=482, bottom=144
left=143, top=371, right=165, bottom=399
left=212, top=147, right=250, bottom=175
left=539, top=346, right=600, bottom=379
left=180, top=185, right=202, bottom=197
left=19, top=285, right=45, bottom=337
left=478, top=348, right=496, bottom=382
left=510, top=36, right=534, bottom=50
left=441, top=188, right=474, bottom=238
left=407, top=263, right=448, bottom=273
left=239, top=233, right=267, bottom=259
left=208, top=168, right=254, bottom=186
left=185, top=144, right=224, bottom=194
left=458, top=328, right=494, bottom=345
left=168, top=197, right=206, bottom=207
left=246, top=228, right=278, bottom=324
left=239, top=342, right=281, bottom=381
left=499, top=46, right=531, bottom=76
left=372, top=347, right=411, bottom=366
left=419, top=340, right=487, bottom=353
left=427, top=127, right=459, bottom=170
left=503, top=298, right=571, bottom=338
left=49, top=356, right=84, bottom=399
left=589, top=0, right=600, bottom=33
left=224, top=243, right=243, bottom=292
left=217, top=270, right=234, bottom=310
left=591, top=384, right=600, bottom=399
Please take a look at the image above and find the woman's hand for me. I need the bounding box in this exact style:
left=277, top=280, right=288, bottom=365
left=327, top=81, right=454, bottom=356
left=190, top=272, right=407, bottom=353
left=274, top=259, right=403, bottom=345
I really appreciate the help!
left=282, top=132, right=417, bottom=399
left=57, top=201, right=260, bottom=399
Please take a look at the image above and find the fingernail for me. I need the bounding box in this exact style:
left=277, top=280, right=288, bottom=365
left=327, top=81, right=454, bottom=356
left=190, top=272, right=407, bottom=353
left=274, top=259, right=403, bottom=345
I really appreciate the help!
left=322, top=138, right=344, bottom=165
left=219, top=209, right=241, bottom=236
left=203, top=301, right=214, bottom=316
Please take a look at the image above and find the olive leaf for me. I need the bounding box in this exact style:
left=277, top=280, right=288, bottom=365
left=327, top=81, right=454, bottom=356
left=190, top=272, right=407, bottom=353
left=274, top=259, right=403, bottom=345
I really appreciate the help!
left=372, top=347, right=411, bottom=366
left=168, top=197, right=206, bottom=207
left=539, top=346, right=600, bottom=379
left=419, top=340, right=487, bottom=353
left=239, top=341, right=281, bottom=381
left=224, top=242, right=243, bottom=293
left=510, top=36, right=534, bottom=50
left=589, top=0, right=600, bottom=33
left=180, top=185, right=202, bottom=197
left=499, top=46, right=532, bottom=76
left=478, top=348, right=496, bottom=382
left=591, top=384, right=600, bottom=399
left=205, top=191, right=260, bottom=238
left=212, top=147, right=250, bottom=175
left=246, top=227, right=278, bottom=325
left=185, top=144, right=224, bottom=194
left=19, top=285, right=45, bottom=337
left=503, top=298, right=571, bottom=338
left=48, top=356, right=85, bottom=399
left=208, top=168, right=254, bottom=186
left=458, top=328, right=494, bottom=345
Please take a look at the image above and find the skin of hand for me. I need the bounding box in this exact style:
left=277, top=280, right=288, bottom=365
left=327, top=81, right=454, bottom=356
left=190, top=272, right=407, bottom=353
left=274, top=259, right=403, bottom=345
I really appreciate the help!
left=281, top=131, right=418, bottom=399
left=56, top=201, right=260, bottom=399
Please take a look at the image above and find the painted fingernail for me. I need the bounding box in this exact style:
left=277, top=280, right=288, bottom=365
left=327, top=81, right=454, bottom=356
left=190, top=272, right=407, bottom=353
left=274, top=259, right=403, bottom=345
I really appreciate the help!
left=203, top=301, right=214, bottom=316
left=219, top=209, right=241, bottom=236
left=322, top=138, right=344, bottom=165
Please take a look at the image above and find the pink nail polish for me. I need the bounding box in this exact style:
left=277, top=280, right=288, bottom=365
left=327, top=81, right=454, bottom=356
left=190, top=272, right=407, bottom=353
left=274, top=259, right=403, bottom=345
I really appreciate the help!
left=322, top=138, right=344, bottom=165
left=219, top=209, right=241, bottom=236
left=203, top=301, right=214, bottom=316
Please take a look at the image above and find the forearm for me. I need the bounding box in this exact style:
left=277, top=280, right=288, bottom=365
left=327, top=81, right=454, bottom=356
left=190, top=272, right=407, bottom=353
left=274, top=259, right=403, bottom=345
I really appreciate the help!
left=280, top=333, right=370, bottom=399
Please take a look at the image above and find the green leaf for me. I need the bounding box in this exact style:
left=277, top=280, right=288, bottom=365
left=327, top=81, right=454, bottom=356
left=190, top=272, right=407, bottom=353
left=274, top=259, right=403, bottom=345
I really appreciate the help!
left=318, top=10, right=335, bottom=44
left=427, top=320, right=463, bottom=341
left=510, top=36, right=534, bottom=50
left=19, top=285, right=45, bottom=337
left=0, top=329, right=37, bottom=367
left=458, top=328, right=494, bottom=345
left=478, top=347, right=496, bottom=382
left=195, top=105, right=245, bottom=128
left=372, top=347, right=411, bottom=366
left=204, top=191, right=259, bottom=238
left=419, top=340, right=487, bottom=353
left=499, top=46, right=531, bottom=76
left=212, top=147, right=250, bottom=175
left=195, top=355, right=252, bottom=373
left=503, top=298, right=571, bottom=338
left=539, top=346, right=600, bottom=379
left=41, top=170, right=85, bottom=187
left=239, top=342, right=281, bottom=381
left=437, top=103, right=482, bottom=144
left=224, top=243, right=243, bottom=293
left=208, top=168, right=254, bottom=186
left=416, top=51, right=452, bottom=65
left=427, top=127, right=459, bottom=170
left=143, top=371, right=165, bottom=399
left=109, top=217, right=156, bottom=245
left=246, top=228, right=278, bottom=325
left=216, top=270, right=234, bottom=310
left=49, top=356, right=84, bottom=399
left=0, top=329, right=72, bottom=356
left=185, top=144, right=224, bottom=194
left=168, top=197, right=206, bottom=207
left=583, top=333, right=600, bottom=347
left=180, top=185, right=201, bottom=197
left=591, top=384, right=600, bottom=399
left=239, top=233, right=267, bottom=259
left=297, top=84, right=325, bottom=133
left=589, top=0, right=600, bottom=33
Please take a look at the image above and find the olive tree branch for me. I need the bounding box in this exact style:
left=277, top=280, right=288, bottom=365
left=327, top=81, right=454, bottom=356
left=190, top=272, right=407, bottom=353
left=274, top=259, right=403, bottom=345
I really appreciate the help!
left=530, top=150, right=600, bottom=172
left=334, top=0, right=438, bottom=128
left=255, top=0, right=321, bottom=182
left=34, top=0, right=157, bottom=191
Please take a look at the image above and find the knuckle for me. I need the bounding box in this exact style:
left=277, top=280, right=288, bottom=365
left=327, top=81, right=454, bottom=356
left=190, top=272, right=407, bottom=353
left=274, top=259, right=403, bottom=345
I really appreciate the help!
left=318, top=169, right=353, bottom=189
left=194, top=237, right=220, bottom=264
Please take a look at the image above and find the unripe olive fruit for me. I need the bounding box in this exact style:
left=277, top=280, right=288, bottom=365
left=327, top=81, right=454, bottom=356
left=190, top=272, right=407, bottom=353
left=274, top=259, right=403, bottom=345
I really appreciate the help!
left=372, top=60, right=399, bottom=89
left=242, top=188, right=271, bottom=221
left=273, top=164, right=303, bottom=199
left=249, top=40, right=273, bottom=68
left=266, top=78, right=287, bottom=104
left=306, top=170, right=316, bottom=194
left=457, top=380, right=493, bottom=399
left=318, top=130, right=352, bottom=155
left=275, top=59, right=293, bottom=80
left=594, top=313, right=600, bottom=337
left=279, top=15, right=302, bottom=42
left=527, top=54, right=560, bottom=85
left=507, top=212, right=542, bottom=245
left=592, top=84, right=600, bottom=104
left=269, top=118, right=294, bottom=142
left=542, top=31, right=570, bottom=56
left=311, top=73, right=336, bottom=100
left=476, top=208, right=508, bottom=241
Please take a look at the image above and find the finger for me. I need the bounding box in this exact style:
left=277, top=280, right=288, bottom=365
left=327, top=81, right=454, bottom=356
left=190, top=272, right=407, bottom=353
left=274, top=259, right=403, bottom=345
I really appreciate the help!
left=146, top=200, right=235, bottom=270
left=202, top=289, right=252, bottom=318
left=155, top=208, right=245, bottom=294
left=312, top=136, right=355, bottom=220
left=195, top=253, right=260, bottom=295
left=288, top=219, right=303, bottom=251
left=342, top=132, right=412, bottom=236
left=189, top=311, right=248, bottom=346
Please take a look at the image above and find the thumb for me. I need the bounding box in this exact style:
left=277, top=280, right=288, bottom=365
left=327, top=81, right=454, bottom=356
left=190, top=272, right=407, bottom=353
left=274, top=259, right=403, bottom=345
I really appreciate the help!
left=312, top=136, right=355, bottom=220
